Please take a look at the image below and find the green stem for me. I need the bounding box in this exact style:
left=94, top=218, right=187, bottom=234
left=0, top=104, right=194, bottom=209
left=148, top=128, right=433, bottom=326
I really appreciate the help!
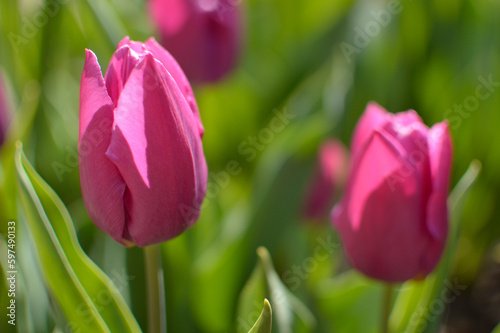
left=381, top=284, right=392, bottom=333
left=145, top=244, right=167, bottom=333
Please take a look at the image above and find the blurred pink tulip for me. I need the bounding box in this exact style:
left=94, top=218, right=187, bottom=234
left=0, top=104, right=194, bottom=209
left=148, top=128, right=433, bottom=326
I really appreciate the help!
left=149, top=0, right=241, bottom=83
left=0, top=75, right=9, bottom=146
left=79, top=37, right=208, bottom=247
left=332, top=102, right=452, bottom=282
left=303, top=139, right=348, bottom=222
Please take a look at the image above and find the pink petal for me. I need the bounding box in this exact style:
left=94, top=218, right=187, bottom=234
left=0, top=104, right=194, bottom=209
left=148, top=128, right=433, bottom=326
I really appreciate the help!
left=428, top=122, right=453, bottom=193
left=425, top=122, right=452, bottom=240
left=152, top=0, right=240, bottom=82
left=149, top=0, right=191, bottom=35
left=144, top=38, right=204, bottom=136
left=0, top=76, right=9, bottom=146
left=79, top=50, right=127, bottom=244
left=104, top=45, right=141, bottom=106
left=303, top=140, right=348, bottom=220
left=351, top=102, right=391, bottom=154
left=105, top=54, right=207, bottom=246
left=334, top=131, right=429, bottom=282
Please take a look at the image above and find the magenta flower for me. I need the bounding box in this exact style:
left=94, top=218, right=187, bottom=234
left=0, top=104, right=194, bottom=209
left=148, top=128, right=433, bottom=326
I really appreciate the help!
left=79, top=37, right=207, bottom=247
left=303, top=139, right=348, bottom=222
left=149, top=0, right=241, bottom=83
left=0, top=75, right=9, bottom=146
left=332, top=102, right=452, bottom=282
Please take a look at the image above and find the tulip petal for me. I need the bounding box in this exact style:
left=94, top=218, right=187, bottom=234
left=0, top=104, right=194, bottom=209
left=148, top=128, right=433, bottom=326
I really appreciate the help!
left=144, top=38, right=204, bottom=136
left=425, top=122, right=452, bottom=240
left=334, top=131, right=429, bottom=281
left=104, top=45, right=141, bottom=106
left=106, top=54, right=207, bottom=246
left=382, top=110, right=429, bottom=157
left=351, top=102, right=391, bottom=153
left=150, top=0, right=191, bottom=35
left=303, top=140, right=348, bottom=220
left=79, top=50, right=127, bottom=244
left=0, top=76, right=9, bottom=146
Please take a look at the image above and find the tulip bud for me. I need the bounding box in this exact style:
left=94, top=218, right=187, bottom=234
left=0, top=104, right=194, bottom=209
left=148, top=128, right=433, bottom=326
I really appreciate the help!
left=79, top=37, right=208, bottom=247
left=302, top=139, right=348, bottom=222
left=332, top=102, right=452, bottom=282
left=149, top=0, right=241, bottom=83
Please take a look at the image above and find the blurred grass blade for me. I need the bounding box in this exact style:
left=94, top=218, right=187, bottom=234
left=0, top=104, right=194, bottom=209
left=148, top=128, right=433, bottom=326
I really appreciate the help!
left=15, top=143, right=141, bottom=333
left=84, top=0, right=128, bottom=46
left=390, top=160, right=482, bottom=333
left=493, top=322, right=500, bottom=333
left=449, top=160, right=482, bottom=219
left=248, top=299, right=272, bottom=333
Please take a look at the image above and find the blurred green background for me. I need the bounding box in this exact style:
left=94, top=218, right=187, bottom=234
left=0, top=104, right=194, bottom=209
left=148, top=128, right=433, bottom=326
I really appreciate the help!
left=0, top=0, right=499, bottom=332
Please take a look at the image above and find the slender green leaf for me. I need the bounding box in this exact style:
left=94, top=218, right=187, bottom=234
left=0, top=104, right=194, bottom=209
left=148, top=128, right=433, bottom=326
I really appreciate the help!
left=237, top=247, right=316, bottom=333
left=248, top=299, right=273, bottom=333
left=15, top=143, right=141, bottom=333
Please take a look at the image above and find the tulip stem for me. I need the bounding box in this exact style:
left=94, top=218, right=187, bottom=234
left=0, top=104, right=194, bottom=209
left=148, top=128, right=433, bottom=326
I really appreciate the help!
left=145, top=244, right=167, bottom=333
left=381, top=284, right=392, bottom=333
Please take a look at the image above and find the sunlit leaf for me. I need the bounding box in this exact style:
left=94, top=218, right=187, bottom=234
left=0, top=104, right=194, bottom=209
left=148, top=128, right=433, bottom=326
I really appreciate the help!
left=248, top=299, right=273, bottom=333
left=15, top=143, right=141, bottom=333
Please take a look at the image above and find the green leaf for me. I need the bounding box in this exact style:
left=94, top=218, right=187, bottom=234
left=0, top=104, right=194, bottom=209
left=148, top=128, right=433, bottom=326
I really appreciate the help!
left=248, top=299, right=273, bottom=333
left=237, top=247, right=316, bottom=333
left=15, top=143, right=141, bottom=333
left=492, top=322, right=500, bottom=333
left=390, top=160, right=482, bottom=333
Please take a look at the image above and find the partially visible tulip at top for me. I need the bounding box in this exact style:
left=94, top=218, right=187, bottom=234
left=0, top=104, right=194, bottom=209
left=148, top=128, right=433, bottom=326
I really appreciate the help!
left=79, top=37, right=208, bottom=247
left=149, top=0, right=241, bottom=83
left=332, top=102, right=452, bottom=282
left=302, top=139, right=348, bottom=222
left=0, top=75, right=10, bottom=147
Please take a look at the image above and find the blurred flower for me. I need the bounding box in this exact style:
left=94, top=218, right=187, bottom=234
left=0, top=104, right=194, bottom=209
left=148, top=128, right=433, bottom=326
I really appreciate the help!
left=332, top=102, right=452, bottom=282
left=79, top=37, right=207, bottom=247
left=0, top=74, right=10, bottom=146
left=302, top=139, right=348, bottom=222
left=149, top=0, right=241, bottom=83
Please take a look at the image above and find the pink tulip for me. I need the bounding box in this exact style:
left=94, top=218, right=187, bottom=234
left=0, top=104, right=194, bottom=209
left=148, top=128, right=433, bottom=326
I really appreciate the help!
left=303, top=139, right=348, bottom=221
left=332, top=102, right=452, bottom=282
left=149, top=0, right=241, bottom=83
left=79, top=37, right=208, bottom=247
left=0, top=75, right=9, bottom=146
